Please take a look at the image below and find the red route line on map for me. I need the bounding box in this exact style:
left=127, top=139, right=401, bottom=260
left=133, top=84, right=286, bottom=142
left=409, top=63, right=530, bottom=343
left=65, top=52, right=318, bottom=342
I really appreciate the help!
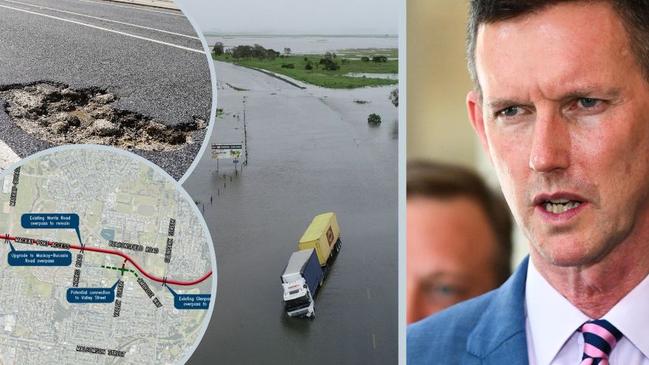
left=0, top=234, right=212, bottom=286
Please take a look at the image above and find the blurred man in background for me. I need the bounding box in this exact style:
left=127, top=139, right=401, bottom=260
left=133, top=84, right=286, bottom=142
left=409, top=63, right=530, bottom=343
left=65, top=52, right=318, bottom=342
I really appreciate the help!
left=407, top=160, right=512, bottom=323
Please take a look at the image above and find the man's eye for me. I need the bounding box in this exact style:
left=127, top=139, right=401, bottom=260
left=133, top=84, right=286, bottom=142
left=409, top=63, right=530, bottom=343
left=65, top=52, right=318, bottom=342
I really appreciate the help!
left=565, top=97, right=607, bottom=115
left=496, top=106, right=521, bottom=118
left=435, top=285, right=458, bottom=297
left=578, top=97, right=599, bottom=108
left=425, top=284, right=460, bottom=300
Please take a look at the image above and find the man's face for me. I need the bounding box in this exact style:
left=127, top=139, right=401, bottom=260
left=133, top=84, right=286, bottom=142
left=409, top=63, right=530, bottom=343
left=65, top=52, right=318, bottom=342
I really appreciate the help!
left=468, top=2, right=649, bottom=267
left=407, top=196, right=499, bottom=323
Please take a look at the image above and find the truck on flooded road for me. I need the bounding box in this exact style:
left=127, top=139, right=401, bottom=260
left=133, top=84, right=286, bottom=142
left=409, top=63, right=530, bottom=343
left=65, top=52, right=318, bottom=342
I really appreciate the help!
left=281, top=212, right=342, bottom=318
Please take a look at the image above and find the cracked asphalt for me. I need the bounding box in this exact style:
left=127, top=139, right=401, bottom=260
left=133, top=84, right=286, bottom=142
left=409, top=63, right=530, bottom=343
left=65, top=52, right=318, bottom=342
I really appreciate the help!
left=0, top=0, right=212, bottom=180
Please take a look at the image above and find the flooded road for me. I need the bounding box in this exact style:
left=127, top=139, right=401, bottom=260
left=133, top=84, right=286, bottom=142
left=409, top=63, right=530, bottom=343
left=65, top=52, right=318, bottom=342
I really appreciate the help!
left=183, top=61, right=398, bottom=364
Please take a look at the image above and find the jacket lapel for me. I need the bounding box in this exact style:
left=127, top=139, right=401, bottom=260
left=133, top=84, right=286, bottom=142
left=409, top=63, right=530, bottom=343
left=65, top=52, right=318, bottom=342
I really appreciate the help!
left=466, top=257, right=530, bottom=364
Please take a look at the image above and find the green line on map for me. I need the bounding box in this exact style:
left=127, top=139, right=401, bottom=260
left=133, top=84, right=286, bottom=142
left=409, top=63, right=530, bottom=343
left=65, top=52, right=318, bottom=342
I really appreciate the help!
left=101, top=265, right=139, bottom=278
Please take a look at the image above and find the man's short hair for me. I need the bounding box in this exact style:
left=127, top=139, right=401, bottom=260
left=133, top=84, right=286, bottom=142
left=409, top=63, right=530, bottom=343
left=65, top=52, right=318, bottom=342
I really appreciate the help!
left=466, top=0, right=649, bottom=91
left=407, top=160, right=513, bottom=284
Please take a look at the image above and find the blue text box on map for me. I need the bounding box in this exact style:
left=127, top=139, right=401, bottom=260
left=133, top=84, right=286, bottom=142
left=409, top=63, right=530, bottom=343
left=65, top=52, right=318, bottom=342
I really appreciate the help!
left=174, top=294, right=211, bottom=309
left=21, top=213, right=82, bottom=244
left=8, top=250, right=72, bottom=266
left=67, top=287, right=116, bottom=304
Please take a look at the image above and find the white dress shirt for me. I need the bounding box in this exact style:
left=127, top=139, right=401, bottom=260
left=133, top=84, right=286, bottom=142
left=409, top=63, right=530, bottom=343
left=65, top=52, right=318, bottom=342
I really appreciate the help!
left=525, top=259, right=649, bottom=365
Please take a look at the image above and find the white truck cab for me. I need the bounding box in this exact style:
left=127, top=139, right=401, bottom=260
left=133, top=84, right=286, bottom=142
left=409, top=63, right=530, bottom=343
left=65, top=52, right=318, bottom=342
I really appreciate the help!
left=282, top=277, right=315, bottom=318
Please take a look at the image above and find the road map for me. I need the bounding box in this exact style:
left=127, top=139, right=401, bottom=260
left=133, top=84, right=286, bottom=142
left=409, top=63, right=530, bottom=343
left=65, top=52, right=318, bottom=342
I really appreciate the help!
left=0, top=146, right=216, bottom=364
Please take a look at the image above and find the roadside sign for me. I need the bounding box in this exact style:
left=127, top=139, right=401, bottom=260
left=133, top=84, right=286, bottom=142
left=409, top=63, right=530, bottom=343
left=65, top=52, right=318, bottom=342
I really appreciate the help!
left=211, top=144, right=243, bottom=160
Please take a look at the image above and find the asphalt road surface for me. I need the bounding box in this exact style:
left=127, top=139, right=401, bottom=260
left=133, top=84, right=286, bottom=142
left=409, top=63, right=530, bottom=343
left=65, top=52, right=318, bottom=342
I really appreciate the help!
left=0, top=0, right=212, bottom=180
left=184, top=62, right=398, bottom=364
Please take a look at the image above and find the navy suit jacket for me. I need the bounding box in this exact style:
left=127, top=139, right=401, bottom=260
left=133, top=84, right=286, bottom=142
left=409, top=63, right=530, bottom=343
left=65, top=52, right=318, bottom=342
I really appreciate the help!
left=407, top=257, right=530, bottom=364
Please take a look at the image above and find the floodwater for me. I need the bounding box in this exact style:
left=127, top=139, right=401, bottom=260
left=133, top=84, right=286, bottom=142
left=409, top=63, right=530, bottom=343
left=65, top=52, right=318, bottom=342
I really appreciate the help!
left=183, top=60, right=398, bottom=364
left=345, top=72, right=399, bottom=80
left=204, top=34, right=398, bottom=54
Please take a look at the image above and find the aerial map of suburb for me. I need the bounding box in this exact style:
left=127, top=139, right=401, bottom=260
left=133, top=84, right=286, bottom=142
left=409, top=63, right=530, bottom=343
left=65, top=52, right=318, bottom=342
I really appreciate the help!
left=0, top=146, right=216, bottom=364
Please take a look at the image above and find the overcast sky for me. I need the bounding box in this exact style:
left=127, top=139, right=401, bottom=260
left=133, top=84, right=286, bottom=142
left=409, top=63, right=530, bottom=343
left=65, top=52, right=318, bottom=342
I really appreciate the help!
left=177, top=0, right=399, bottom=35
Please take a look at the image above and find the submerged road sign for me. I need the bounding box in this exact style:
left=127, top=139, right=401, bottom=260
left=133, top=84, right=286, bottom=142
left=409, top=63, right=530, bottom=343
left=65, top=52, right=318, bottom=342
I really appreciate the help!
left=211, top=144, right=243, bottom=160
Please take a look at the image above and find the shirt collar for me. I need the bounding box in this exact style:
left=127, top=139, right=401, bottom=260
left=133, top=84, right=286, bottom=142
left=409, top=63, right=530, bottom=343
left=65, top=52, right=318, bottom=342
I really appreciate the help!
left=525, top=259, right=589, bottom=365
left=526, top=259, right=649, bottom=363
left=604, top=271, right=649, bottom=358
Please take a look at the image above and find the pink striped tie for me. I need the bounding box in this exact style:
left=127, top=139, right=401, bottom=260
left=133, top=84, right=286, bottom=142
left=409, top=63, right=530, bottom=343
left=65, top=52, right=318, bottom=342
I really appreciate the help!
left=579, top=319, right=623, bottom=365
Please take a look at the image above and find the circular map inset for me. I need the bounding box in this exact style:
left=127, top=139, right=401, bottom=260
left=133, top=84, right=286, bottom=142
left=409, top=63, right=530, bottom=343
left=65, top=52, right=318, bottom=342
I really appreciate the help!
left=0, top=145, right=216, bottom=364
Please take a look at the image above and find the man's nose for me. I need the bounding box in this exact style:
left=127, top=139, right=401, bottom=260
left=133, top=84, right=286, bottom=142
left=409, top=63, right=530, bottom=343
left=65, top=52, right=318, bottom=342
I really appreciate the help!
left=528, top=111, right=571, bottom=173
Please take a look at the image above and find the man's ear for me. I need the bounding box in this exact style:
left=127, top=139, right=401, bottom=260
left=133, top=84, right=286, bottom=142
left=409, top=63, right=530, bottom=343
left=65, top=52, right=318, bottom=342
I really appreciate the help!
left=466, top=90, right=490, bottom=154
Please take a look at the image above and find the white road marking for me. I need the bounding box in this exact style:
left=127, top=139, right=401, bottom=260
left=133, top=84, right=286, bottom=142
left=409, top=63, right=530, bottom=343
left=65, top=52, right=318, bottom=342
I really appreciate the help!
left=76, top=0, right=182, bottom=17
left=0, top=4, right=204, bottom=54
left=1, top=0, right=199, bottom=39
left=372, top=334, right=377, bottom=350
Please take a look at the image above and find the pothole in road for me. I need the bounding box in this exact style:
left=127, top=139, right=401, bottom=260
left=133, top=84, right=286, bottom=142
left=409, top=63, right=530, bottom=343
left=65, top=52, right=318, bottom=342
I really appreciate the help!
left=0, top=82, right=207, bottom=151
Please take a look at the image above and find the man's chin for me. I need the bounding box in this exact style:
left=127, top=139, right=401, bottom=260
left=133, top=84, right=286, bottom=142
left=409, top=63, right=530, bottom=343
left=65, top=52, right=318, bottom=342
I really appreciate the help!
left=532, top=238, right=604, bottom=268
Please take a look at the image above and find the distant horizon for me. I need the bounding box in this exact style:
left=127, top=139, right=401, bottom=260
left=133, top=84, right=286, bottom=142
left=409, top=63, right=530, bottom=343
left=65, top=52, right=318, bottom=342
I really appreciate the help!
left=203, top=32, right=399, bottom=38
left=199, top=33, right=399, bottom=53
left=178, top=0, right=398, bottom=38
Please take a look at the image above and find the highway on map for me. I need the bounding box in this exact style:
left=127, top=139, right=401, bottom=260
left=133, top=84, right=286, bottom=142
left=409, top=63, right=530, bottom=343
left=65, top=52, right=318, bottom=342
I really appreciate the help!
left=0, top=0, right=212, bottom=179
left=0, top=233, right=213, bottom=286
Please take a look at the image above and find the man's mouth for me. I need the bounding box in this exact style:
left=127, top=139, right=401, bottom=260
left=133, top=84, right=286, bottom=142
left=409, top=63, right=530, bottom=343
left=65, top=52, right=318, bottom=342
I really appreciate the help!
left=533, top=193, right=587, bottom=217
left=542, top=198, right=582, bottom=214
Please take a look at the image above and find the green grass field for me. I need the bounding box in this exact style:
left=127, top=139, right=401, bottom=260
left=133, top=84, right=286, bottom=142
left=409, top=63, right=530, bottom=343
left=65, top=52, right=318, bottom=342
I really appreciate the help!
left=335, top=48, right=398, bottom=58
left=213, top=51, right=398, bottom=89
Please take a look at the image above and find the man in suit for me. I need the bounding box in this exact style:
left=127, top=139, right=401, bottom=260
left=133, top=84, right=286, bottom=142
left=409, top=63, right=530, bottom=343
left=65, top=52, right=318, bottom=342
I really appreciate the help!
left=408, top=1, right=649, bottom=364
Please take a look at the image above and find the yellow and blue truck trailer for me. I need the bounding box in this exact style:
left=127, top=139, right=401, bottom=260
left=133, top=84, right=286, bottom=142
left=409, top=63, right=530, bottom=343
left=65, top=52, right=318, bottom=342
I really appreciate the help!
left=281, top=212, right=342, bottom=318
